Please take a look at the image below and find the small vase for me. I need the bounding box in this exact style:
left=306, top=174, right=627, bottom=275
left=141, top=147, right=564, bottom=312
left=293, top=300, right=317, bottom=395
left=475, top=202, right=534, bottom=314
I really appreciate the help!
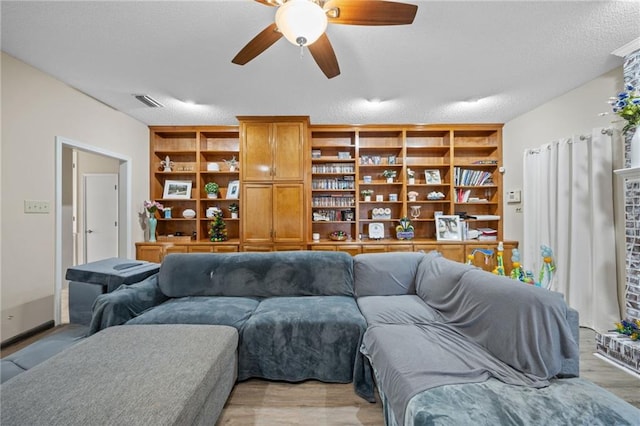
left=364, top=196, right=371, bottom=202
left=408, top=177, right=415, bottom=185
left=148, top=216, right=157, bottom=242
left=386, top=177, right=394, bottom=183
left=231, top=212, right=238, bottom=219
left=207, top=193, right=218, bottom=199
left=630, top=130, right=640, bottom=168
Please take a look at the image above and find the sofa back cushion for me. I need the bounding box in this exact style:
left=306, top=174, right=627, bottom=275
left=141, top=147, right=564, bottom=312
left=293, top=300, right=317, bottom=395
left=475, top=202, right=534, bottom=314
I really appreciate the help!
left=415, top=254, right=475, bottom=302
left=353, top=252, right=435, bottom=297
left=158, top=251, right=354, bottom=298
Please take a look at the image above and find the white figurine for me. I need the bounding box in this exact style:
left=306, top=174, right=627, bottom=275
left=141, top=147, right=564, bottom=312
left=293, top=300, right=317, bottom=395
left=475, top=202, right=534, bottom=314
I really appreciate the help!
left=161, top=155, right=174, bottom=172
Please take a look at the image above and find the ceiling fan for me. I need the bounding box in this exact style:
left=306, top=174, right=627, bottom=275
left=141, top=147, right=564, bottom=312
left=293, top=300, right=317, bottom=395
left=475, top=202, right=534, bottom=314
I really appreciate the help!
left=231, top=0, right=418, bottom=79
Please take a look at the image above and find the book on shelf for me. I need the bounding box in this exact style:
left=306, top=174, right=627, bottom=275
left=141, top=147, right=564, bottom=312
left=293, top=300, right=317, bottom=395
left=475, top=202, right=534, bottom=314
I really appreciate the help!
left=454, top=167, right=494, bottom=186
left=467, top=214, right=501, bottom=220
left=477, top=227, right=497, bottom=241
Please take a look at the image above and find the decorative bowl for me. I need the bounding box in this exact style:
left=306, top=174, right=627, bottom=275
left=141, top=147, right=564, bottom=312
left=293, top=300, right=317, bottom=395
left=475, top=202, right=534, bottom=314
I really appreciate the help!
left=329, top=231, right=348, bottom=241
left=182, top=209, right=196, bottom=219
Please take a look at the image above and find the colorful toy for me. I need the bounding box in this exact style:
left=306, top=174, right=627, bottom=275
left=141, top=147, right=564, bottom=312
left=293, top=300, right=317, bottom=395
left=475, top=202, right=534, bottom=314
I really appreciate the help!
left=466, top=248, right=494, bottom=266
left=509, top=248, right=524, bottom=281
left=538, top=245, right=556, bottom=289
left=492, top=241, right=505, bottom=276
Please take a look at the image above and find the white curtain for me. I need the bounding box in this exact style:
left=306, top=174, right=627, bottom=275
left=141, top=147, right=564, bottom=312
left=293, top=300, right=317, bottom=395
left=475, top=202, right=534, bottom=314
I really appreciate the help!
left=522, top=128, right=620, bottom=332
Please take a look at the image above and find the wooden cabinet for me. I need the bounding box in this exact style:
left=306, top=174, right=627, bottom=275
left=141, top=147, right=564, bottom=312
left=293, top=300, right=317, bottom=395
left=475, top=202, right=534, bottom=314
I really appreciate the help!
left=239, top=117, right=307, bottom=250
left=239, top=117, right=307, bottom=182
left=136, top=242, right=238, bottom=262
left=241, top=183, right=305, bottom=248
left=144, top=121, right=511, bottom=258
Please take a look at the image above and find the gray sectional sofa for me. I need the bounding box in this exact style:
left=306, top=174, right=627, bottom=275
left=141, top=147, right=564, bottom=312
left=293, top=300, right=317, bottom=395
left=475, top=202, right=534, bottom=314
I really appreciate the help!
left=4, top=250, right=639, bottom=425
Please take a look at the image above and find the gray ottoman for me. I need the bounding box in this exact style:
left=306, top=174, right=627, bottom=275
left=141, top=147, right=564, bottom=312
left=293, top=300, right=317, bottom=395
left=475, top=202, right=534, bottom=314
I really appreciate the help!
left=1, top=324, right=238, bottom=426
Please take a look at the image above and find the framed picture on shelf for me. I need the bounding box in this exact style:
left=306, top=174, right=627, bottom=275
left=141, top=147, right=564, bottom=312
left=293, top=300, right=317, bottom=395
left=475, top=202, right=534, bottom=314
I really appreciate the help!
left=425, top=169, right=441, bottom=184
left=226, top=180, right=240, bottom=199
left=435, top=215, right=462, bottom=241
left=163, top=180, right=192, bottom=199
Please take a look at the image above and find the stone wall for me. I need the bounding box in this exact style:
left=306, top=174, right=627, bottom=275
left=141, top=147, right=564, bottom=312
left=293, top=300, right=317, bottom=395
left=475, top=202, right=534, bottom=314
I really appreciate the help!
left=624, top=49, right=640, bottom=323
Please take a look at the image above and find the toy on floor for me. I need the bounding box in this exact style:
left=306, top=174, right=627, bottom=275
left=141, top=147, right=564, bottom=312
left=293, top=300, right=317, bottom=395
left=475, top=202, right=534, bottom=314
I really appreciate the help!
left=509, top=248, right=524, bottom=281
left=538, top=245, right=556, bottom=289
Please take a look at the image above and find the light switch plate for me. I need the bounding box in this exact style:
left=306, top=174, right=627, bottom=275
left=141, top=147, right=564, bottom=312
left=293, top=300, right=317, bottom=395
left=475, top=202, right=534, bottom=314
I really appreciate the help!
left=24, top=200, right=50, bottom=214
left=507, top=190, right=521, bottom=204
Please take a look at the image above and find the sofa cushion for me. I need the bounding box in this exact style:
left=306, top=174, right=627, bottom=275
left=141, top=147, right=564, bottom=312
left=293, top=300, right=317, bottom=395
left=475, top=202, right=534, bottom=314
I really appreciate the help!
left=159, top=251, right=354, bottom=298
left=357, top=295, right=442, bottom=325
left=415, top=253, right=475, bottom=302
left=354, top=252, right=435, bottom=297
left=238, top=296, right=367, bottom=386
left=125, top=296, right=259, bottom=330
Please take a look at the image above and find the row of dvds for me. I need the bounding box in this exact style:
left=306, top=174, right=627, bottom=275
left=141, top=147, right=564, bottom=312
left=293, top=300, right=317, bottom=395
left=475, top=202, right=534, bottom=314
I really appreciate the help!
left=312, top=178, right=356, bottom=190
left=312, top=195, right=356, bottom=207
left=311, top=164, right=355, bottom=173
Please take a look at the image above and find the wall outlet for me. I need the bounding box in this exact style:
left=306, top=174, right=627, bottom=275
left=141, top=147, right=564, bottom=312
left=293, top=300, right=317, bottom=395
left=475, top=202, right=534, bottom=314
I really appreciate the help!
left=24, top=200, right=50, bottom=214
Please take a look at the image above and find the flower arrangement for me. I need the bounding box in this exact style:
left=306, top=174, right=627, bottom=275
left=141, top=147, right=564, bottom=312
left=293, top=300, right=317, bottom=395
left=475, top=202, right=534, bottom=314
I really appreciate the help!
left=614, top=319, right=640, bottom=341
left=229, top=203, right=239, bottom=213
left=144, top=200, right=164, bottom=215
left=223, top=156, right=238, bottom=171
left=407, top=168, right=415, bottom=178
left=382, top=170, right=397, bottom=179
left=361, top=189, right=374, bottom=197
left=608, top=84, right=640, bottom=134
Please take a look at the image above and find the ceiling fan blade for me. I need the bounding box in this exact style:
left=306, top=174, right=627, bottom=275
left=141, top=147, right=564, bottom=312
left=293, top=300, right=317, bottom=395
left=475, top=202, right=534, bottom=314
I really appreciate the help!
left=325, top=0, right=418, bottom=25
left=253, top=0, right=279, bottom=6
left=308, top=33, right=340, bottom=79
left=232, top=23, right=283, bottom=65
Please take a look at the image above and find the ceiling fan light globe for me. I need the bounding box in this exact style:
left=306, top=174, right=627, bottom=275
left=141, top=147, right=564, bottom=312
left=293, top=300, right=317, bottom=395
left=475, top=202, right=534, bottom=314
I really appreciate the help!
left=275, top=0, right=328, bottom=47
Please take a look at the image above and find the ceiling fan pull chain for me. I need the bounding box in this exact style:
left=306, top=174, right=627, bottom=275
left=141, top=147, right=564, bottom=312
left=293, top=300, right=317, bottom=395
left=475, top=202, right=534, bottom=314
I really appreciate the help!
left=299, top=45, right=305, bottom=59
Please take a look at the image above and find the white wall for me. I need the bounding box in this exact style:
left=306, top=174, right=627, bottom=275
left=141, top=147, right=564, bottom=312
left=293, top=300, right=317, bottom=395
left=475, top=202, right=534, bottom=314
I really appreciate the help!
left=503, top=67, right=624, bottom=243
left=1, top=52, right=149, bottom=341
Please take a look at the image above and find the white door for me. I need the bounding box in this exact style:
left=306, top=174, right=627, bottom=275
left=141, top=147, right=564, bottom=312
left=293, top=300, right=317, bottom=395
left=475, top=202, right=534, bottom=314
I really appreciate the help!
left=84, top=174, right=119, bottom=263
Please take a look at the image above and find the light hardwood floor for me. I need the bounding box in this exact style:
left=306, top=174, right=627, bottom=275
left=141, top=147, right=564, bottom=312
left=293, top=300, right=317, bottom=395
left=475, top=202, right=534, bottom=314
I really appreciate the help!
left=218, top=327, right=639, bottom=425
left=2, top=326, right=637, bottom=425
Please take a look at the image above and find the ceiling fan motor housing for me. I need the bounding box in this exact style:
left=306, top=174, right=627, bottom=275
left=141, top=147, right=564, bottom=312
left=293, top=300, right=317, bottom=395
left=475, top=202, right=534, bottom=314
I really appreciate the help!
left=276, top=0, right=328, bottom=46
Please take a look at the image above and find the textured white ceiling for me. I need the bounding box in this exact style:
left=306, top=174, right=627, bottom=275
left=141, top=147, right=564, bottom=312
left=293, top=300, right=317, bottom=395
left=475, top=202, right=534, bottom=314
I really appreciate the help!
left=2, top=0, right=639, bottom=126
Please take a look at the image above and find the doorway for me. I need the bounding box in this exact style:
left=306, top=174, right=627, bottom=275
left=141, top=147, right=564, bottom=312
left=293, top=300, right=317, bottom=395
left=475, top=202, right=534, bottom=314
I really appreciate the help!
left=55, top=137, right=132, bottom=326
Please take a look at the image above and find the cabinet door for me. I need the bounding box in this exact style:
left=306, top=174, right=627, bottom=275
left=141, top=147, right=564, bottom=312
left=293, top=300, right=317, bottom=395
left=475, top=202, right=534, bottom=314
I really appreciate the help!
left=136, top=244, right=164, bottom=263
left=242, top=184, right=273, bottom=243
left=242, top=122, right=272, bottom=181
left=362, top=245, right=388, bottom=254
left=273, top=122, right=305, bottom=181
left=337, top=245, right=362, bottom=256
left=273, top=183, right=304, bottom=243
left=165, top=245, right=188, bottom=255
left=311, top=245, right=337, bottom=252
left=388, top=244, right=413, bottom=252
left=414, top=243, right=465, bottom=263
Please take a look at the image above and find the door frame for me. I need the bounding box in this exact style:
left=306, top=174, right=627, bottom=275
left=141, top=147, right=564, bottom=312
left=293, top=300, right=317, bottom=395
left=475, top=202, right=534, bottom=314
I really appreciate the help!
left=55, top=137, right=132, bottom=325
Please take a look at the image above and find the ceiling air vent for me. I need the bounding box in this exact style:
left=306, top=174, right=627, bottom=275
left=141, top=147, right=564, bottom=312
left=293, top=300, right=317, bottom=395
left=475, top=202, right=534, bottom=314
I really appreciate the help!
left=133, top=94, right=164, bottom=108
